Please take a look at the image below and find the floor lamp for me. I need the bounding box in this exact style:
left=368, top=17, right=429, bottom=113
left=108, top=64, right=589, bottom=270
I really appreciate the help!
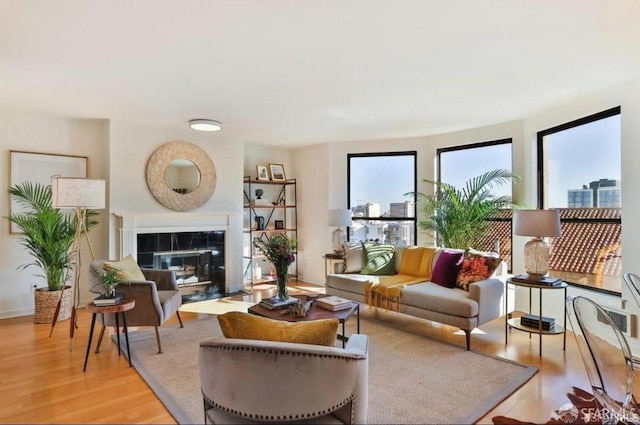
left=50, top=177, right=106, bottom=349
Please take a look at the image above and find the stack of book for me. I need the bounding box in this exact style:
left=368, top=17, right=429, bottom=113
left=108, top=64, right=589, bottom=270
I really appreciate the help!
left=316, top=295, right=353, bottom=311
left=93, top=293, right=124, bottom=306
left=510, top=274, right=562, bottom=286
left=520, top=313, right=555, bottom=330
left=259, top=296, right=299, bottom=310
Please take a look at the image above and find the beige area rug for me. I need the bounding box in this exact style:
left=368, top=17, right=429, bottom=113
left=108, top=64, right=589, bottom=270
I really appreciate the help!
left=115, top=311, right=537, bottom=425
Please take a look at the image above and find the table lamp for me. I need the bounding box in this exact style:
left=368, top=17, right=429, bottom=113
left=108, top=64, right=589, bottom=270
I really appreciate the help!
left=514, top=209, right=561, bottom=278
left=328, top=209, right=352, bottom=254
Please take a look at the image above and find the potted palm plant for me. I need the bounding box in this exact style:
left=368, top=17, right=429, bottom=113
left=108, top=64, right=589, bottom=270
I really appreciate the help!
left=410, top=169, right=520, bottom=249
left=7, top=182, right=98, bottom=323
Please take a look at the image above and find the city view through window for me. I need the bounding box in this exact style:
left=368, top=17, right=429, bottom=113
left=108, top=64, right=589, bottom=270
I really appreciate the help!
left=348, top=152, right=417, bottom=246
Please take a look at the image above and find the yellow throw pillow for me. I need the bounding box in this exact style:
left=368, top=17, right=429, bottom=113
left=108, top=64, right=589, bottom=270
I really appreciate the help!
left=103, top=255, right=146, bottom=281
left=217, top=311, right=339, bottom=347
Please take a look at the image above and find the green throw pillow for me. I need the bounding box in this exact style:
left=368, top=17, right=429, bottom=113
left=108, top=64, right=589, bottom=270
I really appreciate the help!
left=361, top=242, right=396, bottom=275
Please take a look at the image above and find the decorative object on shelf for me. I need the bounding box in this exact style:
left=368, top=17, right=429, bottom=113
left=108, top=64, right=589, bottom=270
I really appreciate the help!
left=253, top=262, right=262, bottom=280
left=253, top=233, right=295, bottom=301
left=328, top=209, right=352, bottom=254
left=255, top=189, right=264, bottom=199
left=256, top=165, right=269, bottom=181
left=274, top=220, right=285, bottom=229
left=514, top=209, right=561, bottom=278
left=268, top=163, right=286, bottom=181
left=254, top=216, right=265, bottom=230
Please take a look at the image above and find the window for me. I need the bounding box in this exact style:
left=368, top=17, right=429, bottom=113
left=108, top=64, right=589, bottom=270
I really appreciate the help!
left=538, top=107, right=621, bottom=294
left=438, top=139, right=514, bottom=270
left=347, top=152, right=417, bottom=246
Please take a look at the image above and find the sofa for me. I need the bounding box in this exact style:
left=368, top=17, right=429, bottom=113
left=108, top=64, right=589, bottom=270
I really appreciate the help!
left=325, top=244, right=507, bottom=350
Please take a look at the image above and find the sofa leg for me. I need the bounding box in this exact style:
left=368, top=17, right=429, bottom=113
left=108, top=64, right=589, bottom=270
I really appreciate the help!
left=464, top=330, right=471, bottom=351
left=176, top=310, right=184, bottom=328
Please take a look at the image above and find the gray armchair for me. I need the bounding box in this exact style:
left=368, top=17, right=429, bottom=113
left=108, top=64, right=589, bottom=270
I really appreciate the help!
left=198, top=334, right=369, bottom=424
left=89, top=260, right=184, bottom=353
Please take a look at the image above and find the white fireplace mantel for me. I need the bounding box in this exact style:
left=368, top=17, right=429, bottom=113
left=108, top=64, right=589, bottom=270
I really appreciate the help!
left=112, top=211, right=244, bottom=294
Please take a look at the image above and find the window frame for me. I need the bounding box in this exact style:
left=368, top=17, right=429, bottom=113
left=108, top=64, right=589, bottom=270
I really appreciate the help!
left=537, top=106, right=622, bottom=296
left=347, top=151, right=418, bottom=245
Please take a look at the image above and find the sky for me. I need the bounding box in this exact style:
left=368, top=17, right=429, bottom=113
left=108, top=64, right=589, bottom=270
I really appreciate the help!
left=349, top=113, right=620, bottom=214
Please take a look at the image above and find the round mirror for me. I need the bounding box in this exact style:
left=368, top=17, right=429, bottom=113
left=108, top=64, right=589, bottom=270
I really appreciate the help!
left=146, top=141, right=217, bottom=211
left=164, top=159, right=201, bottom=194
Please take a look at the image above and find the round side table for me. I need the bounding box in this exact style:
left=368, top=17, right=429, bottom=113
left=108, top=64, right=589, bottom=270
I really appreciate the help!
left=83, top=299, right=135, bottom=372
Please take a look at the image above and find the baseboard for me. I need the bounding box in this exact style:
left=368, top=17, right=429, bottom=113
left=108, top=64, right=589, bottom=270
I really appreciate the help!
left=0, top=307, right=34, bottom=320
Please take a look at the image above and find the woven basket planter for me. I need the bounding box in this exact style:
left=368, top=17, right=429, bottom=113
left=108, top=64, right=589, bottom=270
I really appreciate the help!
left=34, top=286, right=73, bottom=324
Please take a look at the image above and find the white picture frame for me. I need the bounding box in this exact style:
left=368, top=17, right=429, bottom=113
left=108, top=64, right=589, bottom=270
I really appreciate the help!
left=9, top=151, right=88, bottom=234
left=268, top=163, right=286, bottom=181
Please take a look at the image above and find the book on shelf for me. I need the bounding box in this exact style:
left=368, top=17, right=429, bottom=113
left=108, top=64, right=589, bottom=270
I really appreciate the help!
left=509, top=274, right=562, bottom=286
left=316, top=295, right=353, bottom=311
left=520, top=313, right=555, bottom=330
left=93, top=293, right=124, bottom=306
left=259, top=296, right=299, bottom=310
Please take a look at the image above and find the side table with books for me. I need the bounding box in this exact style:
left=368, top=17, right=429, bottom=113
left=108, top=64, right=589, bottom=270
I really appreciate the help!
left=505, top=275, right=567, bottom=357
left=84, top=298, right=135, bottom=371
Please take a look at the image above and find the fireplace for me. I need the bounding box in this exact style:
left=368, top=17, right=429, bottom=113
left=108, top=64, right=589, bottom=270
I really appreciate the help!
left=137, top=231, right=225, bottom=302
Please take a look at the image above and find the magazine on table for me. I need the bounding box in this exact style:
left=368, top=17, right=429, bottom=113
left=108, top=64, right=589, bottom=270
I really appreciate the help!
left=259, top=296, right=299, bottom=310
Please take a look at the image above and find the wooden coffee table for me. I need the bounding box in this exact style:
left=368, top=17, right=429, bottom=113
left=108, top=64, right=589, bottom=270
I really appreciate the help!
left=248, top=295, right=360, bottom=347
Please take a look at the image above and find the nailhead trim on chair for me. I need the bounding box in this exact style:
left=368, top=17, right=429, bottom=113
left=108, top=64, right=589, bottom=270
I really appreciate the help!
left=201, top=391, right=355, bottom=422
left=200, top=344, right=360, bottom=422
left=205, top=344, right=355, bottom=360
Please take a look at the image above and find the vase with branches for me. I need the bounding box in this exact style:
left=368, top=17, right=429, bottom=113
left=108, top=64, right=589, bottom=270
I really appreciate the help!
left=253, top=233, right=295, bottom=301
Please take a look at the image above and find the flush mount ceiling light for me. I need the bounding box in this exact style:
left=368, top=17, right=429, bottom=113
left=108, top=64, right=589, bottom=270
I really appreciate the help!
left=189, top=119, right=223, bottom=132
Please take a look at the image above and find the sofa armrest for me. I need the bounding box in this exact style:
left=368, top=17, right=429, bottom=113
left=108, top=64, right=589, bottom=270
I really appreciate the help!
left=468, top=278, right=504, bottom=326
left=141, top=268, right=179, bottom=291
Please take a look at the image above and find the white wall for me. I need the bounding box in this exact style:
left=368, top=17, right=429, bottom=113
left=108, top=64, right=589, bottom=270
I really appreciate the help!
left=0, top=110, right=109, bottom=318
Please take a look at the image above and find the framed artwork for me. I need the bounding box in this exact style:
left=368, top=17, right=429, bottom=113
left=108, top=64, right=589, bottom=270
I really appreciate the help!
left=274, top=220, right=285, bottom=229
left=268, top=163, right=286, bottom=181
left=9, top=151, right=87, bottom=234
left=256, top=165, right=269, bottom=181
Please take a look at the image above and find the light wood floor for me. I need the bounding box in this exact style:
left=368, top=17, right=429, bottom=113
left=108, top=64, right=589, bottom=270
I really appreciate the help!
left=0, top=281, right=589, bottom=424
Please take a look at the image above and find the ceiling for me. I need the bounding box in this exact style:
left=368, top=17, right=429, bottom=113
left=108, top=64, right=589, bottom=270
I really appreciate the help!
left=1, top=0, right=639, bottom=148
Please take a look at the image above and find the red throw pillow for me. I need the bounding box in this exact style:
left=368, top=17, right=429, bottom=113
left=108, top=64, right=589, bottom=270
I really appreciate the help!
left=431, top=250, right=464, bottom=288
left=455, top=248, right=502, bottom=291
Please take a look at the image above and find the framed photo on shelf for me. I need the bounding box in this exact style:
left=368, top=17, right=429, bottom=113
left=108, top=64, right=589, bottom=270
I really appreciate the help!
left=9, top=150, right=87, bottom=234
left=256, top=165, right=269, bottom=181
left=274, top=220, right=285, bottom=229
left=268, top=163, right=286, bottom=181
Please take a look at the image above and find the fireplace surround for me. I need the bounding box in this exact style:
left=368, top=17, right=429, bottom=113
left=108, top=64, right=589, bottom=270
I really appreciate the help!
left=113, top=212, right=244, bottom=296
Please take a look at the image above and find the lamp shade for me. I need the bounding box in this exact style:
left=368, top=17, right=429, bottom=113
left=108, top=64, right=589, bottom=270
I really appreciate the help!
left=514, top=209, right=561, bottom=238
left=328, top=209, right=352, bottom=227
left=51, top=177, right=106, bottom=209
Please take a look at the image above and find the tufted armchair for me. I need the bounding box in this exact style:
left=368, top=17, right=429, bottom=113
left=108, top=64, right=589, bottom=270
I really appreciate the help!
left=198, top=334, right=369, bottom=424
left=89, top=259, right=184, bottom=353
